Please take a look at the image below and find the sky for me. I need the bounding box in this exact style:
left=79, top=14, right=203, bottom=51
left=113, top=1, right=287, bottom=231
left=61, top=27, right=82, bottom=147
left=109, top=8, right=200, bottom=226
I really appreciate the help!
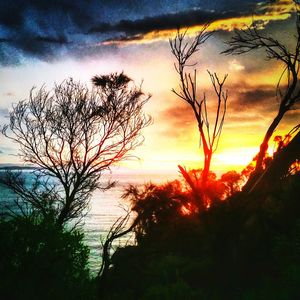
left=0, top=0, right=299, bottom=174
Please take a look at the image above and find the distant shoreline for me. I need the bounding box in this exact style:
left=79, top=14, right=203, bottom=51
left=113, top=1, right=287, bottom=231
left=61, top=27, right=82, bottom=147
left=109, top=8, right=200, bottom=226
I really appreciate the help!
left=0, top=165, right=38, bottom=170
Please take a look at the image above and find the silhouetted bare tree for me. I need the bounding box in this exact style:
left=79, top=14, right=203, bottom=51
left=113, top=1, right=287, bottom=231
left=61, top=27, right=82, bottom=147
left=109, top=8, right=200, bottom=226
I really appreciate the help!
left=223, top=2, right=300, bottom=177
left=1, top=73, right=151, bottom=226
left=170, top=26, right=228, bottom=184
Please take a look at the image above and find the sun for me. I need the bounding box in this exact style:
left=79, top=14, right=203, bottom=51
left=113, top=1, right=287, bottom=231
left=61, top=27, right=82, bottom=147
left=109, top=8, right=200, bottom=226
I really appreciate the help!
left=213, top=148, right=259, bottom=172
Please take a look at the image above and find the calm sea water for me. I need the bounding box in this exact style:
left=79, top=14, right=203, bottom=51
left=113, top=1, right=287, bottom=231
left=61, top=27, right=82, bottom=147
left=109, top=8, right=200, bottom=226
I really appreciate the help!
left=84, top=171, right=177, bottom=272
left=0, top=170, right=178, bottom=273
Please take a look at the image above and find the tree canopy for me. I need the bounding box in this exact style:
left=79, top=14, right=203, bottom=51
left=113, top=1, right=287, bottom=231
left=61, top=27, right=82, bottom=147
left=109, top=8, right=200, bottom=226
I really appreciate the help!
left=1, top=73, right=151, bottom=225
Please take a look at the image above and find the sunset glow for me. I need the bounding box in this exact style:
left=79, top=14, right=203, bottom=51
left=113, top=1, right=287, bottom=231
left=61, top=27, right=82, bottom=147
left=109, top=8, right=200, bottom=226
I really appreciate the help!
left=0, top=0, right=299, bottom=177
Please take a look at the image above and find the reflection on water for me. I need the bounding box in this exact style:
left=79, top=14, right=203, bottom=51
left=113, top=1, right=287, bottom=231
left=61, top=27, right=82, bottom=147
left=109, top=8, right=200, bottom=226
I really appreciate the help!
left=0, top=170, right=177, bottom=273
left=84, top=172, right=177, bottom=272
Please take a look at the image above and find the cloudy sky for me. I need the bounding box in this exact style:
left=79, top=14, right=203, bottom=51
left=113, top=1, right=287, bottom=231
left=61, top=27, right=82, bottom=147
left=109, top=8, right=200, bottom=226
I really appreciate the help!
left=0, top=0, right=299, bottom=173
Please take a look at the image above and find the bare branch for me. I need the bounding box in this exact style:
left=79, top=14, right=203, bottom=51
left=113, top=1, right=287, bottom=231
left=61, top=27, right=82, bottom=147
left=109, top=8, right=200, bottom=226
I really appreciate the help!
left=170, top=26, right=228, bottom=183
left=223, top=3, right=300, bottom=176
left=1, top=74, right=152, bottom=226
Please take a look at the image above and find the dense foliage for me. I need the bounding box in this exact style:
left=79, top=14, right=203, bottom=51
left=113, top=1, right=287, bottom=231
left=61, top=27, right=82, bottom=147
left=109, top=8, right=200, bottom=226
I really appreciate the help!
left=0, top=214, right=95, bottom=300
left=101, top=173, right=300, bottom=300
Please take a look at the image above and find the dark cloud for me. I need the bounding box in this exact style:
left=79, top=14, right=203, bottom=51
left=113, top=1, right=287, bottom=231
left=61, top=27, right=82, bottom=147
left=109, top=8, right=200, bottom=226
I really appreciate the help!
left=89, top=9, right=244, bottom=36
left=89, top=1, right=294, bottom=44
left=237, top=87, right=276, bottom=107
left=3, top=35, right=70, bottom=63
left=0, top=0, right=95, bottom=65
left=0, top=0, right=289, bottom=65
left=235, top=84, right=300, bottom=112
left=34, top=35, right=69, bottom=45
left=227, top=85, right=280, bottom=127
left=0, top=38, right=11, bottom=43
left=0, top=1, right=92, bottom=29
left=103, top=35, right=144, bottom=45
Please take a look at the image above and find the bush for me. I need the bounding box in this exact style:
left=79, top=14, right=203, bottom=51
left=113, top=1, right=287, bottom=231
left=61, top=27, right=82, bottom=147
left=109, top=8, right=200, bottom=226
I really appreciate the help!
left=102, top=174, right=300, bottom=299
left=0, top=214, right=95, bottom=300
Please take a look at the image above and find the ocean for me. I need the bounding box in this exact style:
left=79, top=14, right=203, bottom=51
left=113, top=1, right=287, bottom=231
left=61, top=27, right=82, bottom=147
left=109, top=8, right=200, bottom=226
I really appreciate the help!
left=83, top=171, right=178, bottom=272
left=0, top=170, right=178, bottom=273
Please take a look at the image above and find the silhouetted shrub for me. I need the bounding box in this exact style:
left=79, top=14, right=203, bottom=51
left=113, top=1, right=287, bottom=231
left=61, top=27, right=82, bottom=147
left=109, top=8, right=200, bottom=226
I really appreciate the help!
left=101, top=174, right=300, bottom=299
left=0, top=214, right=95, bottom=300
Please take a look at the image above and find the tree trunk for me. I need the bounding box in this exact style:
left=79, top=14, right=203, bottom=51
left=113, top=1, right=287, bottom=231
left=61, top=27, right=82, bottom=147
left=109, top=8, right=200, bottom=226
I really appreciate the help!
left=250, top=130, right=300, bottom=194
left=255, top=110, right=286, bottom=173
left=178, top=165, right=205, bottom=209
left=243, top=110, right=286, bottom=192
left=97, top=216, right=139, bottom=296
left=202, top=150, right=212, bottom=184
left=56, top=198, right=72, bottom=226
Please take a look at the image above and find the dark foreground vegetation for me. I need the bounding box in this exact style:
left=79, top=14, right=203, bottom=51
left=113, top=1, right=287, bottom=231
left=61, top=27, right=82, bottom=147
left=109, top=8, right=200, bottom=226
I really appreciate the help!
left=0, top=213, right=97, bottom=300
left=0, top=165, right=300, bottom=299
left=101, top=172, right=300, bottom=300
